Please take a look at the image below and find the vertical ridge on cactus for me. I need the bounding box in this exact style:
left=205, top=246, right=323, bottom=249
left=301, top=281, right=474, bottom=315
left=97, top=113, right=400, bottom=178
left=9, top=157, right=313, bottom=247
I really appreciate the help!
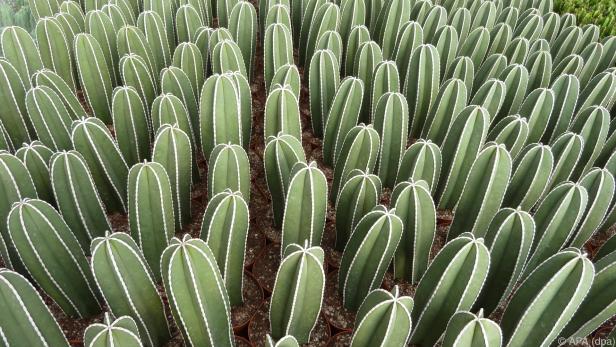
left=0, top=59, right=33, bottom=146
left=207, top=143, right=250, bottom=204
left=111, top=86, right=151, bottom=166
left=396, top=139, right=441, bottom=193
left=172, top=42, right=204, bottom=100
left=32, top=69, right=87, bottom=120
left=138, top=10, right=172, bottom=72
left=502, top=143, right=554, bottom=210
left=266, top=334, right=299, bottom=347
left=421, top=78, right=468, bottom=146
left=120, top=53, right=158, bottom=115
left=404, top=44, right=440, bottom=139
left=25, top=85, right=74, bottom=151
left=15, top=142, right=54, bottom=204
left=85, top=10, right=120, bottom=87
left=35, top=17, right=76, bottom=91
left=229, top=1, right=257, bottom=82
left=264, top=23, right=293, bottom=92
left=264, top=84, right=302, bottom=142
left=308, top=49, right=339, bottom=138
left=84, top=313, right=144, bottom=347
left=0, top=26, right=43, bottom=89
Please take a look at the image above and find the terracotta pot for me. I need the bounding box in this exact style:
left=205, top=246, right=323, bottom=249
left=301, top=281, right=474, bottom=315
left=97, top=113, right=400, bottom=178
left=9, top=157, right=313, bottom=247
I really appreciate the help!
left=251, top=243, right=281, bottom=294
left=326, top=331, right=353, bottom=346
left=235, top=335, right=254, bottom=347
left=244, top=230, right=267, bottom=270
left=232, top=271, right=265, bottom=334
left=322, top=270, right=355, bottom=332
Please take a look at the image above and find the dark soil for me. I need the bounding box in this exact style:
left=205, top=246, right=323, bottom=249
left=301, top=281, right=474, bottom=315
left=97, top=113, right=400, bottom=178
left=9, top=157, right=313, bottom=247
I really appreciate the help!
left=252, top=243, right=281, bottom=294
left=322, top=271, right=356, bottom=331
left=232, top=272, right=264, bottom=330
left=327, top=331, right=353, bottom=347
left=236, top=335, right=254, bottom=347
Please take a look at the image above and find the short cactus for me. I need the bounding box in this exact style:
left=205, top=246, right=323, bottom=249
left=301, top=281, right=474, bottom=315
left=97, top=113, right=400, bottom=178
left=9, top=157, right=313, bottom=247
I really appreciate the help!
left=0, top=59, right=33, bottom=146
left=487, top=115, right=530, bottom=159
left=35, top=16, right=76, bottom=91
left=111, top=86, right=151, bottom=166
left=264, top=84, right=302, bottom=142
left=15, top=141, right=54, bottom=204
left=84, top=313, right=143, bottom=347
left=422, top=78, right=468, bottom=145
left=396, top=139, right=441, bottom=193
left=32, top=68, right=87, bottom=120
left=0, top=26, right=43, bottom=89
left=264, top=23, right=293, bottom=91
left=373, top=92, right=408, bottom=188
left=266, top=335, right=299, bottom=347
left=207, top=143, right=250, bottom=202
left=308, top=49, right=340, bottom=138
left=25, top=85, right=73, bottom=151
left=441, top=310, right=502, bottom=347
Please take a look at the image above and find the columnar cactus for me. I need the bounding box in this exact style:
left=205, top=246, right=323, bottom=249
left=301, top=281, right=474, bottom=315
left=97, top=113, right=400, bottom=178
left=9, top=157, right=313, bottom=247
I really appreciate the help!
left=199, top=190, right=248, bottom=305
left=84, top=313, right=143, bottom=347
left=448, top=143, right=512, bottom=240
left=211, top=39, right=247, bottom=78
left=152, top=124, right=192, bottom=230
left=16, top=142, right=54, bottom=204
left=410, top=233, right=490, bottom=346
left=267, top=335, right=299, bottom=347
left=281, top=161, right=327, bottom=254
left=127, top=161, right=174, bottom=280
left=8, top=199, right=102, bottom=318
left=161, top=234, right=234, bottom=347
left=339, top=0, right=365, bottom=46
left=227, top=71, right=253, bottom=149
left=71, top=117, right=129, bottom=212
left=175, top=4, right=204, bottom=44
left=487, top=23, right=512, bottom=58
left=25, top=85, right=73, bottom=151
left=138, top=10, right=172, bottom=71
left=85, top=10, right=120, bottom=86
left=458, top=26, right=490, bottom=73
left=404, top=44, right=440, bottom=139
left=302, top=2, right=339, bottom=67
left=264, top=84, right=302, bottom=142
left=160, top=66, right=200, bottom=141
left=345, top=25, right=371, bottom=76
left=308, top=49, right=340, bottom=138
left=436, top=105, right=490, bottom=209
left=373, top=0, right=410, bottom=60
left=373, top=92, right=408, bottom=187
left=391, top=179, right=436, bottom=283
left=0, top=268, right=69, bottom=346
left=207, top=143, right=250, bottom=203
left=270, top=242, right=325, bottom=344
left=112, top=86, right=151, bottom=166
left=487, top=115, right=530, bottom=159
left=473, top=208, right=535, bottom=314
left=92, top=232, right=170, bottom=347
left=570, top=106, right=610, bottom=180
left=432, top=25, right=459, bottom=78
left=393, top=21, right=422, bottom=84
left=339, top=206, right=403, bottom=311
left=0, top=26, right=43, bottom=88
left=445, top=56, right=474, bottom=93
left=335, top=170, right=382, bottom=250
left=350, top=286, right=414, bottom=347
left=502, top=143, right=554, bottom=210
left=525, top=182, right=588, bottom=273
left=0, top=59, right=32, bottom=146
left=576, top=71, right=616, bottom=113
left=35, top=16, right=76, bottom=91
left=504, top=37, right=529, bottom=65
left=548, top=132, right=584, bottom=191
left=441, top=310, right=502, bottom=347
left=172, top=42, right=204, bottom=99
left=74, top=33, right=113, bottom=123
left=271, top=64, right=300, bottom=97
left=323, top=77, right=364, bottom=166
left=353, top=41, right=383, bottom=122
left=469, top=78, right=506, bottom=122
left=50, top=150, right=110, bottom=253
left=120, top=53, right=158, bottom=113
left=32, top=69, right=87, bottom=119
left=369, top=60, right=400, bottom=121
left=264, top=133, right=306, bottom=227
left=526, top=50, right=552, bottom=91
left=229, top=1, right=257, bottom=81
left=519, top=88, right=555, bottom=145
left=500, top=249, right=593, bottom=347
left=264, top=23, right=293, bottom=91
left=315, top=30, right=342, bottom=64
left=116, top=25, right=156, bottom=79
left=496, top=64, right=529, bottom=122
left=396, top=139, right=441, bottom=193
left=422, top=78, right=468, bottom=145
left=265, top=3, right=292, bottom=34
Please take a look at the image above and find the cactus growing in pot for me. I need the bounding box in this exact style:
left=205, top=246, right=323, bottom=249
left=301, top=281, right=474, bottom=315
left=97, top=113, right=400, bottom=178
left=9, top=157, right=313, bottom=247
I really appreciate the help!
left=84, top=313, right=143, bottom=347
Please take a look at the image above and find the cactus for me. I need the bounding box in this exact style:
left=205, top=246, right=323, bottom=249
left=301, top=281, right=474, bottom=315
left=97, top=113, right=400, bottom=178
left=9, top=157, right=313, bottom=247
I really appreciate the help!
left=504, top=37, right=529, bottom=65
left=396, top=139, right=441, bottom=193
left=152, top=124, right=192, bottom=230
left=0, top=59, right=33, bottom=146
left=525, top=182, right=588, bottom=273
left=570, top=106, right=610, bottom=180
left=15, top=142, right=53, bottom=204
left=500, top=249, right=593, bottom=347
left=552, top=54, right=583, bottom=78
left=431, top=26, right=459, bottom=80
left=346, top=25, right=371, bottom=76
left=211, top=39, right=247, bottom=78
left=419, top=4, right=447, bottom=41
left=308, top=49, right=339, bottom=138
left=373, top=0, right=410, bottom=60
left=436, top=105, right=490, bottom=209
left=84, top=313, right=143, bottom=347
left=391, top=180, right=435, bottom=283
left=176, top=4, right=203, bottom=44
left=332, top=123, right=380, bottom=199
left=373, top=92, right=408, bottom=188
left=35, top=17, right=76, bottom=91
left=496, top=64, right=530, bottom=123
left=74, top=33, right=113, bottom=123
left=445, top=56, right=474, bottom=94
left=119, top=53, right=158, bottom=115
left=271, top=64, right=300, bottom=97
left=0, top=26, right=43, bottom=89
left=502, top=143, right=554, bottom=210
left=0, top=268, right=69, bottom=346
left=404, top=44, right=440, bottom=139
left=543, top=74, right=579, bottom=144
left=339, top=206, right=403, bottom=311
left=264, top=24, right=293, bottom=91
left=469, top=78, right=506, bottom=122
left=0, top=151, right=37, bottom=272
left=458, top=26, right=490, bottom=70
left=448, top=143, right=512, bottom=239
left=450, top=7, right=471, bottom=45
left=487, top=115, right=529, bottom=159
left=525, top=50, right=552, bottom=91
left=127, top=161, right=174, bottom=280
left=92, top=232, right=170, bottom=347
left=229, top=1, right=257, bottom=81
left=199, top=190, right=248, bottom=305
left=302, top=2, right=339, bottom=67
left=487, top=23, right=513, bottom=57
left=161, top=234, right=233, bottom=346
left=8, top=199, right=102, bottom=317
left=266, top=335, right=299, bottom=347
left=264, top=84, right=301, bottom=143
left=208, top=143, right=250, bottom=201
left=473, top=208, right=534, bottom=314
left=548, top=132, right=584, bottom=191
left=112, top=86, right=151, bottom=166
left=409, top=233, right=490, bottom=346
left=50, top=150, right=110, bottom=253
left=281, top=161, right=327, bottom=254
left=441, top=310, right=502, bottom=347
left=32, top=69, right=87, bottom=120
left=518, top=88, right=555, bottom=145
left=172, top=42, right=204, bottom=99
left=116, top=25, right=157, bottom=79
left=369, top=60, right=400, bottom=122
left=264, top=4, right=291, bottom=34
left=85, top=10, right=120, bottom=86
left=227, top=71, right=252, bottom=149
left=160, top=67, right=200, bottom=141
left=322, top=77, right=364, bottom=166
left=138, top=10, right=172, bottom=72
left=270, top=242, right=325, bottom=343
left=335, top=169, right=381, bottom=250
left=353, top=41, right=383, bottom=122
left=199, top=73, right=244, bottom=158
left=71, top=117, right=129, bottom=212
left=576, top=71, right=616, bottom=114
left=264, top=133, right=306, bottom=227
left=568, top=168, right=615, bottom=248
left=103, top=3, right=133, bottom=28
left=350, top=286, right=414, bottom=347
left=25, top=86, right=73, bottom=151
left=422, top=78, right=468, bottom=145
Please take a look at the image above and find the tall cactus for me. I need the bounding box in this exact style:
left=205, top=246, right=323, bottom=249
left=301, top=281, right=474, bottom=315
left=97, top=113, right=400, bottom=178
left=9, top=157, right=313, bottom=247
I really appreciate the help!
left=175, top=4, right=204, bottom=44
left=0, top=26, right=43, bottom=88
left=271, top=64, right=300, bottom=97
left=127, top=161, right=174, bottom=280
left=0, top=58, right=32, bottom=147
left=396, top=139, right=442, bottom=193
left=264, top=84, right=302, bottom=142
left=207, top=143, right=250, bottom=202
left=487, top=115, right=529, bottom=159
left=308, top=49, right=339, bottom=138
left=116, top=25, right=156, bottom=79
left=172, top=42, right=204, bottom=100
left=92, top=232, right=170, bottom=347
left=445, top=56, right=474, bottom=93
left=350, top=286, right=414, bottom=347
left=120, top=53, right=158, bottom=115
left=211, top=39, right=247, bottom=78
left=393, top=21, right=422, bottom=84
left=112, top=86, right=151, bottom=166
left=392, top=179, right=436, bottom=283
left=85, top=10, right=120, bottom=86
left=410, top=233, right=490, bottom=346
left=502, top=143, right=554, bottom=210
left=161, top=234, right=234, bottom=347
left=32, top=68, right=87, bottom=120
left=469, top=78, right=506, bottom=122
left=263, top=133, right=306, bottom=227
left=35, top=16, right=76, bottom=91
left=345, top=24, right=371, bottom=76
left=448, top=143, right=512, bottom=240
left=138, top=10, right=172, bottom=71
left=548, top=132, right=584, bottom=191
left=441, top=310, right=502, bottom=347
left=339, top=206, right=403, bottom=311
left=303, top=2, right=339, bottom=67
left=84, top=313, right=143, bottom=347
left=16, top=142, right=54, bottom=204
left=353, top=41, right=383, bottom=122
left=160, top=67, right=200, bottom=141
left=200, top=189, right=248, bottom=305
left=229, top=1, right=257, bottom=81
left=270, top=242, right=325, bottom=344
left=526, top=50, right=552, bottom=91
left=8, top=199, right=102, bottom=317
left=544, top=74, right=579, bottom=144
left=372, top=92, right=408, bottom=188
left=281, top=161, right=327, bottom=255
left=0, top=268, right=69, bottom=347
left=373, top=0, right=410, bottom=60
left=50, top=150, right=111, bottom=253
left=519, top=88, right=555, bottom=145
left=25, top=85, right=73, bottom=151
left=369, top=60, right=400, bottom=122
left=264, top=23, right=293, bottom=91
left=71, top=117, right=129, bottom=212
left=404, top=44, right=440, bottom=138
left=500, top=249, right=593, bottom=347
left=422, top=78, right=468, bottom=145
left=570, top=106, right=610, bottom=180
left=473, top=208, right=535, bottom=314
left=496, top=64, right=529, bottom=122
left=152, top=124, right=192, bottom=230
